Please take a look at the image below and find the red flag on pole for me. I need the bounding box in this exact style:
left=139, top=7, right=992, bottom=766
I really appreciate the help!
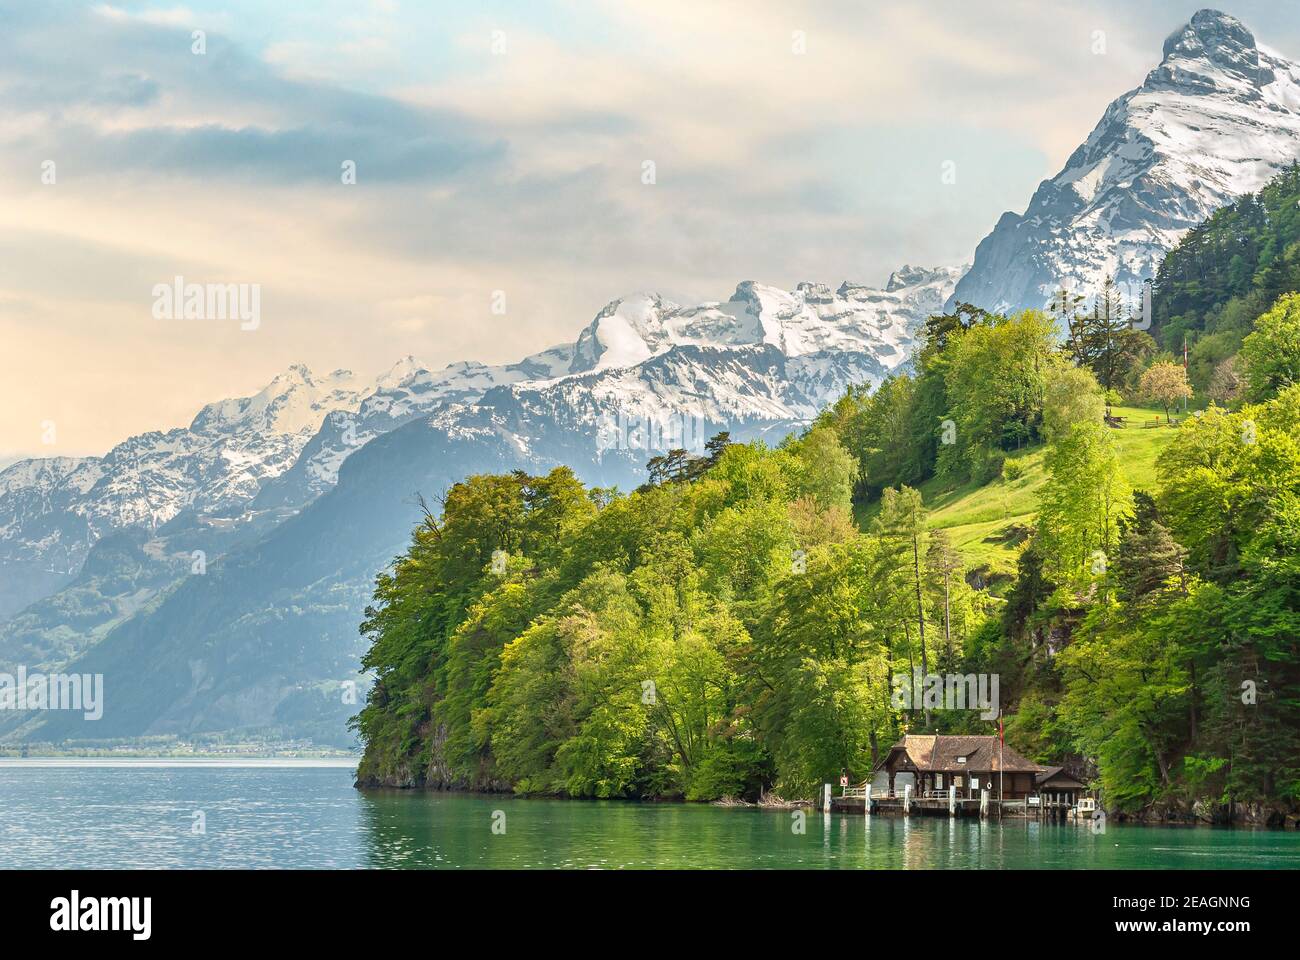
left=999, top=710, right=1005, bottom=807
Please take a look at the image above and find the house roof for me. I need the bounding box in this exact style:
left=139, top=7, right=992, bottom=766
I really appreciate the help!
left=1035, top=766, right=1088, bottom=790
left=876, top=735, right=1046, bottom=775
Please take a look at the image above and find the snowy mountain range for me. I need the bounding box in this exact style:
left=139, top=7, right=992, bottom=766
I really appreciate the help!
left=0, top=266, right=958, bottom=742
left=951, top=8, right=1300, bottom=313
left=4, top=8, right=1298, bottom=747
left=0, top=365, right=375, bottom=620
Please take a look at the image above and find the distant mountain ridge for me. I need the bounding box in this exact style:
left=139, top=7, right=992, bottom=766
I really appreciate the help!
left=0, top=365, right=378, bottom=620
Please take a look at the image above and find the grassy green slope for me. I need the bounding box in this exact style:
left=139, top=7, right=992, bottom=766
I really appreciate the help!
left=856, top=405, right=1181, bottom=578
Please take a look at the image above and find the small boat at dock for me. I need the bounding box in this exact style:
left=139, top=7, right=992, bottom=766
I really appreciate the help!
left=1069, top=797, right=1098, bottom=820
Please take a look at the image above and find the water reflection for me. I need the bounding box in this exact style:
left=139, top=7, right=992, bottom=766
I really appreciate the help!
left=356, top=792, right=1300, bottom=870
left=2, top=764, right=1296, bottom=870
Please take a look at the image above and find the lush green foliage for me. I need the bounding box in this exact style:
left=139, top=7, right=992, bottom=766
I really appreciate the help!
left=1058, top=389, right=1300, bottom=808
left=1153, top=161, right=1300, bottom=382
left=1240, top=293, right=1300, bottom=402
left=352, top=427, right=1000, bottom=799
left=821, top=307, right=1061, bottom=500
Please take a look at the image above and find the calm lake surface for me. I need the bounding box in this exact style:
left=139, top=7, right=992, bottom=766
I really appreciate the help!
left=2, top=760, right=1298, bottom=869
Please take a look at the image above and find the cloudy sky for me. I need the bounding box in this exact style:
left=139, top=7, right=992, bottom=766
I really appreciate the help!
left=3, top=0, right=1299, bottom=460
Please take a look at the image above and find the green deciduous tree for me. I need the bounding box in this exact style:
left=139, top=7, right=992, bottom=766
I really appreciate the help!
left=939, top=310, right=1060, bottom=480
left=1036, top=419, right=1132, bottom=595
left=1240, top=292, right=1300, bottom=402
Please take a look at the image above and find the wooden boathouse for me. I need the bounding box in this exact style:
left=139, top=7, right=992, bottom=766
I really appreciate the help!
left=1034, top=766, right=1090, bottom=810
left=832, top=735, right=1085, bottom=819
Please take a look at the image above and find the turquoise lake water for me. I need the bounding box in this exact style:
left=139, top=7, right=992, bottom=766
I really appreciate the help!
left=1, top=761, right=1297, bottom=869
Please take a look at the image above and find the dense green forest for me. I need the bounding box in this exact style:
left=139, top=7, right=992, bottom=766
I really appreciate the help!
left=354, top=169, right=1300, bottom=821
left=1154, top=160, right=1300, bottom=397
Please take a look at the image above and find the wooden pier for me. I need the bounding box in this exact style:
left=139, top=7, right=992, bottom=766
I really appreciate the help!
left=830, top=787, right=1083, bottom=820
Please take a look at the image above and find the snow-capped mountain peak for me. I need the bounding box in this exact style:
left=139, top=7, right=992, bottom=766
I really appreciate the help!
left=561, top=267, right=966, bottom=379
left=950, top=8, right=1300, bottom=315
left=189, top=363, right=368, bottom=436
left=886, top=264, right=947, bottom=292
left=441, top=266, right=963, bottom=468
left=1153, top=9, right=1269, bottom=95
left=570, top=293, right=678, bottom=373
left=374, top=354, right=429, bottom=390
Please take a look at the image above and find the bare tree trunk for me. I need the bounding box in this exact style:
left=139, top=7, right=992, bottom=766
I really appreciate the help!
left=943, top=571, right=952, bottom=661
left=912, top=532, right=930, bottom=729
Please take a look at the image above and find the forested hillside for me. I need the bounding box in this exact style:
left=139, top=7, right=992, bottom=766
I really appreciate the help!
left=355, top=168, right=1300, bottom=823
left=1154, top=160, right=1300, bottom=396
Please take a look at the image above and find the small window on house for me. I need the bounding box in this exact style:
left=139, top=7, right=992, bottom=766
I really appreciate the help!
left=936, top=774, right=943, bottom=789
left=956, top=756, right=966, bottom=764
left=954, top=776, right=963, bottom=788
